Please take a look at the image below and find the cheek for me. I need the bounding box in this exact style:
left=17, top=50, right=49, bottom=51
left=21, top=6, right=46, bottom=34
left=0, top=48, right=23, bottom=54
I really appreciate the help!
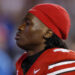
left=29, top=32, right=44, bottom=44
left=32, top=24, right=43, bottom=31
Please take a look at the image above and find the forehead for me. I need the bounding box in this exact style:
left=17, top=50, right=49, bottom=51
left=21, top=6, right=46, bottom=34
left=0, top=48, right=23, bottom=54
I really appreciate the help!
left=22, top=13, right=49, bottom=33
left=25, top=13, right=48, bottom=28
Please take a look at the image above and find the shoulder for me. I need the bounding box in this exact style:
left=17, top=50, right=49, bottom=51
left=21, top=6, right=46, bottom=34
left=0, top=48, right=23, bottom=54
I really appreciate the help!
left=48, top=48, right=75, bottom=54
left=47, top=48, right=75, bottom=59
left=46, top=48, right=75, bottom=63
left=35, top=48, right=75, bottom=65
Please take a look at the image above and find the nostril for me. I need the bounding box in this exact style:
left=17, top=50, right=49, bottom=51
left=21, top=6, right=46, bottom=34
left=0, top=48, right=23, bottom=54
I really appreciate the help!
left=18, top=26, right=21, bottom=31
left=18, top=28, right=21, bottom=32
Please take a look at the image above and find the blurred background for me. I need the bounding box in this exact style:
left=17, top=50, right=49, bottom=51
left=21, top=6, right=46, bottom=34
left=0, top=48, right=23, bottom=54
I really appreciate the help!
left=0, top=0, right=75, bottom=75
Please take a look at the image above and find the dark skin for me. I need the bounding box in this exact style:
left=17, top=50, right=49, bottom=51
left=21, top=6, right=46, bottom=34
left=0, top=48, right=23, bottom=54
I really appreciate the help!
left=15, top=13, right=53, bottom=56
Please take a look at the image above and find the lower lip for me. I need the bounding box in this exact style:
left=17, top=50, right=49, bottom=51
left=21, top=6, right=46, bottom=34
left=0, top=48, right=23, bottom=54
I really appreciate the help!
left=15, top=36, right=20, bottom=40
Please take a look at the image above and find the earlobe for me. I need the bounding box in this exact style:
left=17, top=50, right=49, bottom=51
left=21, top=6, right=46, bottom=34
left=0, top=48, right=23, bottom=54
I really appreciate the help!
left=43, top=30, right=53, bottom=38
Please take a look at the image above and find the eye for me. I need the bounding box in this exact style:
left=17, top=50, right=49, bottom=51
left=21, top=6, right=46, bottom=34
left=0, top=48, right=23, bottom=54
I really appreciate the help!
left=25, top=20, right=30, bottom=26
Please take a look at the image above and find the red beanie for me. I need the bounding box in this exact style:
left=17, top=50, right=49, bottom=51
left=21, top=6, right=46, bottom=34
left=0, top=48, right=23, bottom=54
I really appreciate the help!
left=28, top=3, right=71, bottom=40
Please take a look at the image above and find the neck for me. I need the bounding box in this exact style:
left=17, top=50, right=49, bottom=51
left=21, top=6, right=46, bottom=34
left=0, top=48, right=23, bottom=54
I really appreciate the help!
left=27, top=43, right=46, bottom=56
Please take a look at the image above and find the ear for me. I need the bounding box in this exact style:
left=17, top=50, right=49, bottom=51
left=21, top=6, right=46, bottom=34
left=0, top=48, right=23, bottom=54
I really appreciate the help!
left=43, top=30, right=53, bottom=38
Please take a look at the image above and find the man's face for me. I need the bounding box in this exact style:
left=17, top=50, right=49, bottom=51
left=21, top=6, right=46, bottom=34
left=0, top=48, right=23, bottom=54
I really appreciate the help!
left=15, top=13, right=48, bottom=50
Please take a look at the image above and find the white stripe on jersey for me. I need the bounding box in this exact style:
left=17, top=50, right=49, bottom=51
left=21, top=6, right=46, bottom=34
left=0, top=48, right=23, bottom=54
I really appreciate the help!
left=48, top=61, right=75, bottom=69
left=53, top=49, right=70, bottom=52
left=47, top=67, right=75, bottom=75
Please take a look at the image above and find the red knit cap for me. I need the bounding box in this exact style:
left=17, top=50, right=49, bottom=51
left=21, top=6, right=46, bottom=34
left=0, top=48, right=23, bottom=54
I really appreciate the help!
left=28, top=3, right=71, bottom=40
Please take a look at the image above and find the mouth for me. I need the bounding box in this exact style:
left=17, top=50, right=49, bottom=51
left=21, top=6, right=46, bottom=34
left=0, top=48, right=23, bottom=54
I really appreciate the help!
left=15, top=32, right=21, bottom=40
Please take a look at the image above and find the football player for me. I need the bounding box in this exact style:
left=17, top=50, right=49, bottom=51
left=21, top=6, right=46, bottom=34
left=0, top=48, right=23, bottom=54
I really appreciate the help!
left=15, top=3, right=75, bottom=75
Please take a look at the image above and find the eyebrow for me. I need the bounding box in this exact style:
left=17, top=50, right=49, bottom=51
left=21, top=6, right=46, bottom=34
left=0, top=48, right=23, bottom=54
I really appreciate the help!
left=23, top=16, right=31, bottom=22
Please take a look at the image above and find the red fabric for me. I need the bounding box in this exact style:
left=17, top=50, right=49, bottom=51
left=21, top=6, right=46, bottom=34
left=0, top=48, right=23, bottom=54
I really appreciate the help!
left=16, top=48, right=75, bottom=75
left=47, top=63, right=75, bottom=73
left=61, top=71, right=75, bottom=75
left=28, top=3, right=71, bottom=40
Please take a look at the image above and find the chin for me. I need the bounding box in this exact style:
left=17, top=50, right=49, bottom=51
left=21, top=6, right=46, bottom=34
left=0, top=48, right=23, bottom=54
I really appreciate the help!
left=16, top=41, right=24, bottom=49
left=16, top=41, right=29, bottom=51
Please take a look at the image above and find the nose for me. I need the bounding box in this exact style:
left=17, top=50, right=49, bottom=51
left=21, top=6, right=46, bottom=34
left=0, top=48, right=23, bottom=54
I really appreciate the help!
left=18, top=24, right=25, bottom=31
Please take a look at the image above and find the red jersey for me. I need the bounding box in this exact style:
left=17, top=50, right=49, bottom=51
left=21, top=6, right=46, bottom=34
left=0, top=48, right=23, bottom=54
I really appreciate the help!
left=16, top=48, right=75, bottom=75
